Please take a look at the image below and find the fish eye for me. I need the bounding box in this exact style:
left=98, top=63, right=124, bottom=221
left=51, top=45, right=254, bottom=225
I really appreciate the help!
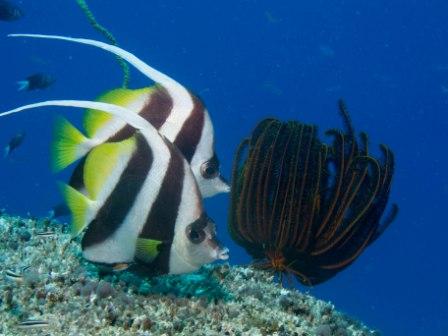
left=200, top=160, right=219, bottom=179
left=186, top=225, right=205, bottom=244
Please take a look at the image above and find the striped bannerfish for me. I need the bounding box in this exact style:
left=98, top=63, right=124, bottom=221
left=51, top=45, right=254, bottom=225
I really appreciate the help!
left=8, top=33, right=229, bottom=198
left=0, top=100, right=229, bottom=275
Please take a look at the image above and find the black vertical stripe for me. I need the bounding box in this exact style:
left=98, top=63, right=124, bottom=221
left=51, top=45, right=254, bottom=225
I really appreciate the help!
left=139, top=144, right=184, bottom=240
left=137, top=143, right=185, bottom=273
left=173, top=94, right=205, bottom=162
left=108, top=86, right=173, bottom=142
left=140, top=86, right=173, bottom=129
left=81, top=134, right=153, bottom=249
left=69, top=156, right=87, bottom=190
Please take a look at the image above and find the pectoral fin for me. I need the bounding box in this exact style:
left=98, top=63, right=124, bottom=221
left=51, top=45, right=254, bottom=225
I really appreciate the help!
left=135, top=238, right=163, bottom=264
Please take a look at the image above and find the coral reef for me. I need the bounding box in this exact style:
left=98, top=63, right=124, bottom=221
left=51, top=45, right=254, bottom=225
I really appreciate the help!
left=0, top=214, right=378, bottom=335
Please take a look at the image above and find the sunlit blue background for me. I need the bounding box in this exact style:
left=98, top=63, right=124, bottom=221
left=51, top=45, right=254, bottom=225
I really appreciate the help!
left=1, top=1, right=447, bottom=334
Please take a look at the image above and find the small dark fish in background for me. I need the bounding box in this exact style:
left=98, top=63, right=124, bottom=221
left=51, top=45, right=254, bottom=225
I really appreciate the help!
left=48, top=203, right=70, bottom=219
left=17, top=319, right=49, bottom=329
left=17, top=73, right=55, bottom=91
left=4, top=131, right=25, bottom=157
left=4, top=266, right=31, bottom=283
left=35, top=230, right=56, bottom=238
left=0, top=0, right=23, bottom=21
left=4, top=269, right=24, bottom=283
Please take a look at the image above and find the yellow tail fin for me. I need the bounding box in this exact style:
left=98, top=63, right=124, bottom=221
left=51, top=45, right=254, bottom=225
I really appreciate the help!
left=58, top=182, right=95, bottom=237
left=52, top=116, right=89, bottom=172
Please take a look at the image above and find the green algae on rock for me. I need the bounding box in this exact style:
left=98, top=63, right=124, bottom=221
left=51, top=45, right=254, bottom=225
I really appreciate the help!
left=0, top=214, right=378, bottom=335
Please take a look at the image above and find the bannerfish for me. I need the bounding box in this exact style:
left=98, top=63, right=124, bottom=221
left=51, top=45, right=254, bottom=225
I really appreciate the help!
left=0, top=100, right=229, bottom=275
left=17, top=73, right=55, bottom=91
left=4, top=131, right=25, bottom=157
left=0, top=0, right=22, bottom=21
left=8, top=34, right=229, bottom=198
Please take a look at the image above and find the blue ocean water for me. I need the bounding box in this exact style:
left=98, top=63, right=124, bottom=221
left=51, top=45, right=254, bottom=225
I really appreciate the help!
left=0, top=1, right=447, bottom=334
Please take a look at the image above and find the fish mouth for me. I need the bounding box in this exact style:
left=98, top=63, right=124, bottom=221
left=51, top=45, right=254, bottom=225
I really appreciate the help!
left=207, top=239, right=229, bottom=261
left=217, top=246, right=229, bottom=260
left=218, top=175, right=231, bottom=193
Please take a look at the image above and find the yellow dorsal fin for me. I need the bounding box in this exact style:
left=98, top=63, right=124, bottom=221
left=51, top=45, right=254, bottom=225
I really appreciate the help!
left=52, top=116, right=89, bottom=172
left=83, top=87, right=153, bottom=137
left=135, top=238, right=163, bottom=263
left=84, top=137, right=136, bottom=200
left=58, top=182, right=95, bottom=237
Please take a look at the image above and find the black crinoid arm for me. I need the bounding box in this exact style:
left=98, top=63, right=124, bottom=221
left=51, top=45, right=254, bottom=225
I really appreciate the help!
left=228, top=100, right=398, bottom=286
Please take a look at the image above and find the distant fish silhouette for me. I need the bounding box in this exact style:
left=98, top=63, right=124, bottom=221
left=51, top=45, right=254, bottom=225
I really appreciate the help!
left=264, top=11, right=281, bottom=23
left=48, top=203, right=70, bottom=219
left=0, top=0, right=23, bottom=21
left=4, top=131, right=25, bottom=157
left=17, top=73, right=55, bottom=91
left=319, top=44, right=335, bottom=58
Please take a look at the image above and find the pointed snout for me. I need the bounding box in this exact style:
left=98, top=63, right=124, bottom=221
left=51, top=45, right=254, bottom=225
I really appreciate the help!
left=217, top=175, right=230, bottom=193
left=217, top=246, right=229, bottom=260
left=208, top=236, right=229, bottom=261
left=201, top=174, right=231, bottom=198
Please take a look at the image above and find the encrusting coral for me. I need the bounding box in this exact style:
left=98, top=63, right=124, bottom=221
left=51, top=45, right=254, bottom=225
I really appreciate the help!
left=0, top=214, right=378, bottom=335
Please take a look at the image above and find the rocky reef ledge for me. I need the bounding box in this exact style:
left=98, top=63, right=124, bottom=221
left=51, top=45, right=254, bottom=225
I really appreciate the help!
left=0, top=214, right=377, bottom=335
